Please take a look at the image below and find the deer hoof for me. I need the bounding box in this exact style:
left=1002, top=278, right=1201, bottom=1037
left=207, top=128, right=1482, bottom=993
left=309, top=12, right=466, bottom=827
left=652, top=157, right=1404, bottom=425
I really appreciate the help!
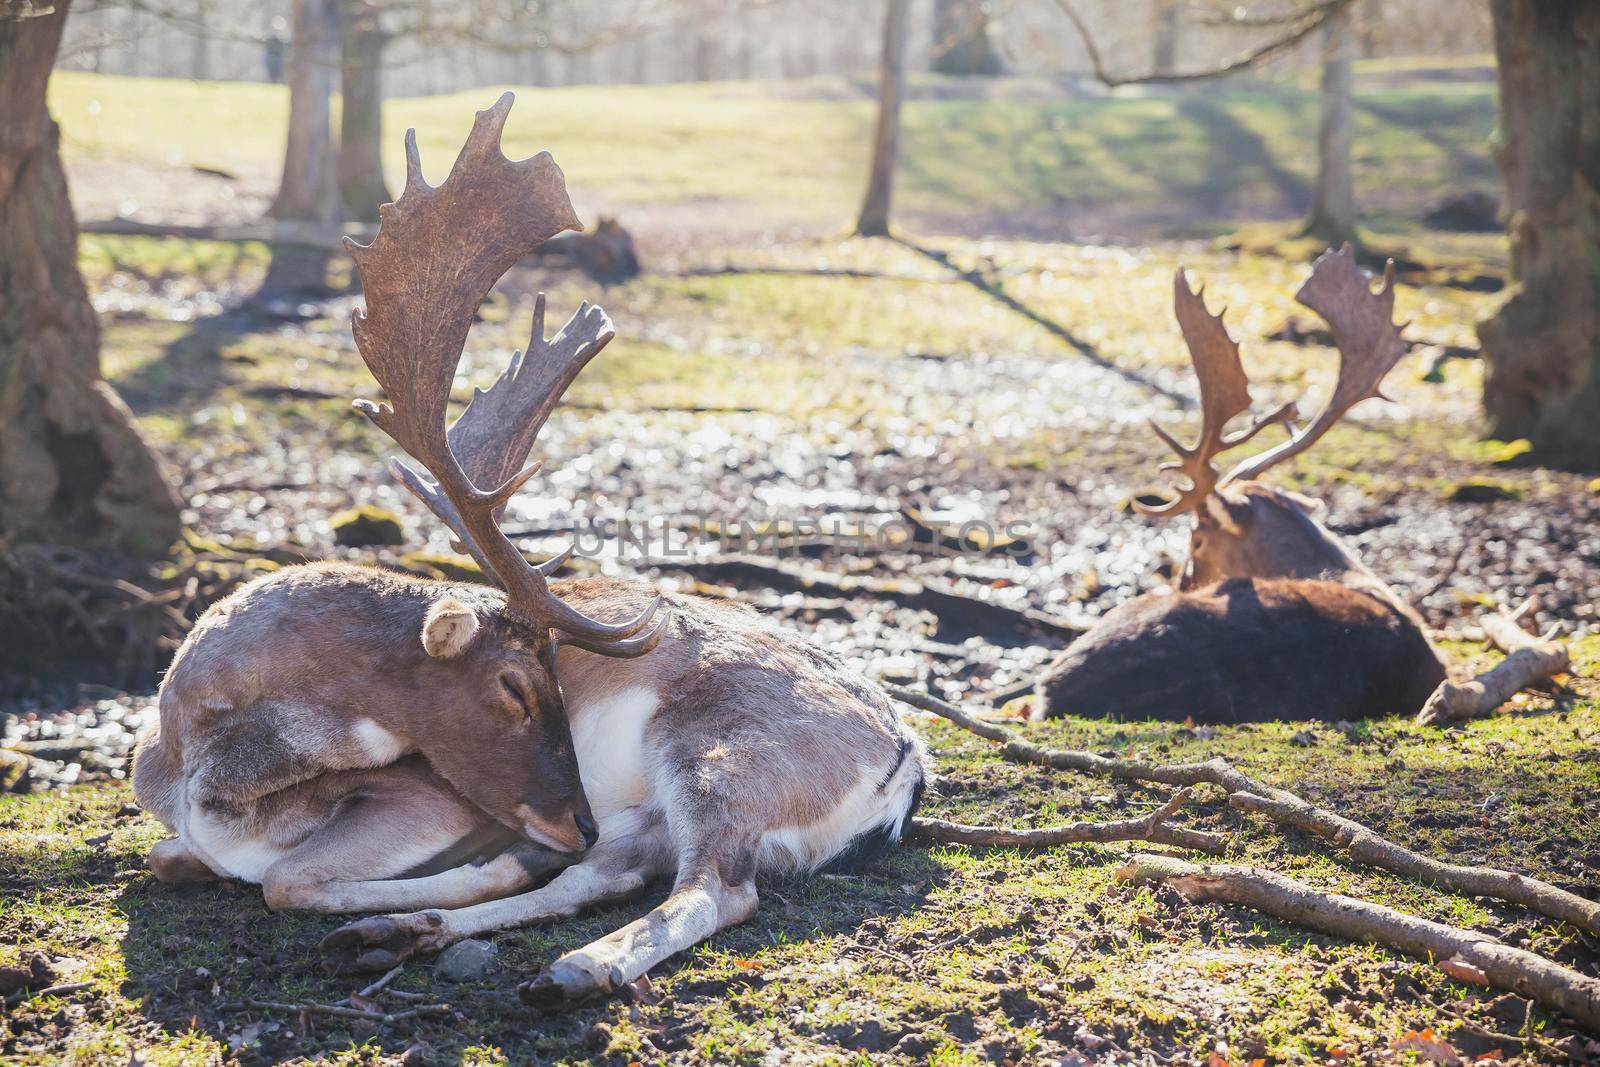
left=516, top=958, right=611, bottom=1009
left=318, top=911, right=447, bottom=973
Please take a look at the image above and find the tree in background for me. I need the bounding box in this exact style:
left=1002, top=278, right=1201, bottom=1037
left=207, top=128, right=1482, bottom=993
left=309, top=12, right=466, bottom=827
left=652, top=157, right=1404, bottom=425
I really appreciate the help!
left=0, top=0, right=181, bottom=555
left=269, top=0, right=341, bottom=226
left=1057, top=0, right=1359, bottom=247
left=855, top=0, right=910, bottom=237
left=1151, top=0, right=1181, bottom=71
left=930, top=0, right=1003, bottom=76
left=337, top=0, right=390, bottom=221
left=1299, top=0, right=1355, bottom=245
left=1477, top=0, right=1600, bottom=465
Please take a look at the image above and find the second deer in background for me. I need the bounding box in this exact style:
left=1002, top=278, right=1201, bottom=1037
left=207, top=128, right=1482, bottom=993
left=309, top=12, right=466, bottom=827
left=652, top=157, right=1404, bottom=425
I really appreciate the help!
left=1034, top=247, right=1447, bottom=724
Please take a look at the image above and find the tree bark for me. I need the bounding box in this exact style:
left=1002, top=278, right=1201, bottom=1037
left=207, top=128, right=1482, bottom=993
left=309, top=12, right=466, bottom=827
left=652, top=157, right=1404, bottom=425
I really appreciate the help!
left=337, top=2, right=389, bottom=223
left=1300, top=2, right=1357, bottom=245
left=1477, top=0, right=1600, bottom=465
left=930, top=0, right=1003, bottom=77
left=190, top=0, right=210, bottom=80
left=854, top=0, right=910, bottom=238
left=0, top=2, right=181, bottom=556
left=1152, top=0, right=1180, bottom=73
left=269, top=0, right=341, bottom=226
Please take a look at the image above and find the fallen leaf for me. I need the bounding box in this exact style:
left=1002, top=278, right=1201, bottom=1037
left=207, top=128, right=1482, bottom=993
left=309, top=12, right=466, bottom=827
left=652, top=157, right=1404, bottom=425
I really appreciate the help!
left=732, top=959, right=762, bottom=971
left=1393, top=1028, right=1462, bottom=1066
left=1472, top=1051, right=1504, bottom=1063
left=1437, top=955, right=1489, bottom=986
left=349, top=993, right=380, bottom=1012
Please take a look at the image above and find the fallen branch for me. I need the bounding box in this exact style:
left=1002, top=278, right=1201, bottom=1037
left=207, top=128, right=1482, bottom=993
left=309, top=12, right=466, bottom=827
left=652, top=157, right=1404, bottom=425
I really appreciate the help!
left=908, top=788, right=1226, bottom=853
left=221, top=997, right=450, bottom=1025
left=1417, top=610, right=1570, bottom=727
left=1117, top=854, right=1600, bottom=1031
left=662, top=555, right=1085, bottom=641
left=356, top=964, right=404, bottom=999
left=890, top=685, right=1600, bottom=937
left=3, top=981, right=95, bottom=1008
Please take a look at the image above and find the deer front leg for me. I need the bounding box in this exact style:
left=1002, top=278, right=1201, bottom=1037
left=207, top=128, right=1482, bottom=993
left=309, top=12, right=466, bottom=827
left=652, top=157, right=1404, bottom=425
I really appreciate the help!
left=519, top=850, right=759, bottom=1009
left=317, top=839, right=657, bottom=973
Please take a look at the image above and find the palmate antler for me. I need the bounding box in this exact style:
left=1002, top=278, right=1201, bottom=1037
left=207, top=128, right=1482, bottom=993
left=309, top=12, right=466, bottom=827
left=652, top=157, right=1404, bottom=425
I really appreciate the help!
left=347, top=92, right=665, bottom=656
left=1138, top=244, right=1407, bottom=517
left=1133, top=272, right=1298, bottom=516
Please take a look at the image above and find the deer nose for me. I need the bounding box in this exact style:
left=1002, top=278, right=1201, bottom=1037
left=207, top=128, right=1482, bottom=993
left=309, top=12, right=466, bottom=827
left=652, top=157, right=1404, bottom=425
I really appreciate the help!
left=575, top=811, right=599, bottom=849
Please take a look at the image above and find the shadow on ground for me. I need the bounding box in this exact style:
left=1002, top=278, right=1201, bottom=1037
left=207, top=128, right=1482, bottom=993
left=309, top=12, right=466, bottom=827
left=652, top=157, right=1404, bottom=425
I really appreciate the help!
left=110, top=846, right=951, bottom=1062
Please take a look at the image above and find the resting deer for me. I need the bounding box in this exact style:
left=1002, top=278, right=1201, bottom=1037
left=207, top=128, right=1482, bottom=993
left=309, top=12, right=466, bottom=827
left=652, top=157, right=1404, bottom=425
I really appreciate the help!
left=133, top=94, right=927, bottom=1006
left=1034, top=248, right=1447, bottom=724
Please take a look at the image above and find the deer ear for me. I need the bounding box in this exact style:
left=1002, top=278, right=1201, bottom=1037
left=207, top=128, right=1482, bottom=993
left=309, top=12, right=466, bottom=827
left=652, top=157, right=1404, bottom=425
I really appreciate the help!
left=422, top=598, right=479, bottom=658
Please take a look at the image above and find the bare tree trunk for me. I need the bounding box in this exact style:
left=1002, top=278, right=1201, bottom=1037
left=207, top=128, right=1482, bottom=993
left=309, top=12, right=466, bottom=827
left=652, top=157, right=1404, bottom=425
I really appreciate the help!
left=1300, top=2, right=1357, bottom=245
left=190, top=0, right=210, bottom=80
left=269, top=0, right=340, bottom=226
left=930, top=0, right=1003, bottom=76
left=1477, top=0, right=1600, bottom=465
left=1152, top=0, right=1180, bottom=72
left=854, top=0, right=910, bottom=238
left=0, top=2, right=181, bottom=556
left=337, top=1, right=389, bottom=223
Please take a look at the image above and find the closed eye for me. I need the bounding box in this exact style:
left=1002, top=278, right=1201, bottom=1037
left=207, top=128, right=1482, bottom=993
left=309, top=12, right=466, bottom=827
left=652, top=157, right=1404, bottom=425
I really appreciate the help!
left=499, top=674, right=534, bottom=720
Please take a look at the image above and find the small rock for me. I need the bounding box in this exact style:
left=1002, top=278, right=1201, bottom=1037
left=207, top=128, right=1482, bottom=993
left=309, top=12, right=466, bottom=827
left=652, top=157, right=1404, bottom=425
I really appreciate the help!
left=400, top=1041, right=437, bottom=1066
left=433, top=938, right=496, bottom=981
left=0, top=749, right=31, bottom=792
left=1290, top=728, right=1318, bottom=747
left=1073, top=1025, right=1107, bottom=1050
left=0, top=952, right=56, bottom=995
left=330, top=505, right=405, bottom=547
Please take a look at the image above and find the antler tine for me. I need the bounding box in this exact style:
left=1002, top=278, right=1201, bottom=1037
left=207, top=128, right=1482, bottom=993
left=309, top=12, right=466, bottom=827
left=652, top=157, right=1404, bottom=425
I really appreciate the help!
left=1220, top=244, right=1409, bottom=487
left=1132, top=270, right=1255, bottom=518
left=348, top=93, right=664, bottom=653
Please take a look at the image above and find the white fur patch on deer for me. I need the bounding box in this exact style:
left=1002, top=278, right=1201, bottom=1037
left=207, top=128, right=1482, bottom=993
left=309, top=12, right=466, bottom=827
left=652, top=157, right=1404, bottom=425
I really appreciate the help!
left=421, top=598, right=479, bottom=658
left=351, top=718, right=407, bottom=764
left=570, top=686, right=658, bottom=818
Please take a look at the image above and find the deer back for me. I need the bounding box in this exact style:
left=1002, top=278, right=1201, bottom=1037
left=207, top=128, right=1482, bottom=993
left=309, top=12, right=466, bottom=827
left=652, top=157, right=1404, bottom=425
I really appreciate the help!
left=1036, top=577, right=1445, bottom=724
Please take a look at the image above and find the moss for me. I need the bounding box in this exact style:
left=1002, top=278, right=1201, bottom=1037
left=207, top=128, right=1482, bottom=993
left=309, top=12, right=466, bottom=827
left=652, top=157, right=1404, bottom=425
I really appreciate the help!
left=397, top=550, right=487, bottom=583
left=1483, top=438, right=1535, bottom=466
left=329, top=505, right=405, bottom=547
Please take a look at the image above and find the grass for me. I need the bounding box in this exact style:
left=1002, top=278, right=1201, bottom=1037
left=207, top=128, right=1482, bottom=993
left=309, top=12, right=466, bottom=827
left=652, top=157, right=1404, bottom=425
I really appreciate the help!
left=49, top=67, right=1499, bottom=238
left=4, top=687, right=1598, bottom=1064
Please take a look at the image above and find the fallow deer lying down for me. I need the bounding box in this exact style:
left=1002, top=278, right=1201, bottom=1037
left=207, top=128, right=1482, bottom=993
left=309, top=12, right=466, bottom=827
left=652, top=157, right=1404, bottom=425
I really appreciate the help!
left=1034, top=248, right=1447, bottom=724
left=133, top=94, right=927, bottom=1006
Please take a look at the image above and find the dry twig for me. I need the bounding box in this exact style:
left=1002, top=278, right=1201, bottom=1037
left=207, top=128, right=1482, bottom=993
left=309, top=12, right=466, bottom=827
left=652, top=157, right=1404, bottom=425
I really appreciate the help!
left=222, top=997, right=450, bottom=1025
left=1117, top=854, right=1600, bottom=1031
left=908, top=787, right=1225, bottom=853
left=1417, top=610, right=1570, bottom=727
left=889, top=685, right=1600, bottom=936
